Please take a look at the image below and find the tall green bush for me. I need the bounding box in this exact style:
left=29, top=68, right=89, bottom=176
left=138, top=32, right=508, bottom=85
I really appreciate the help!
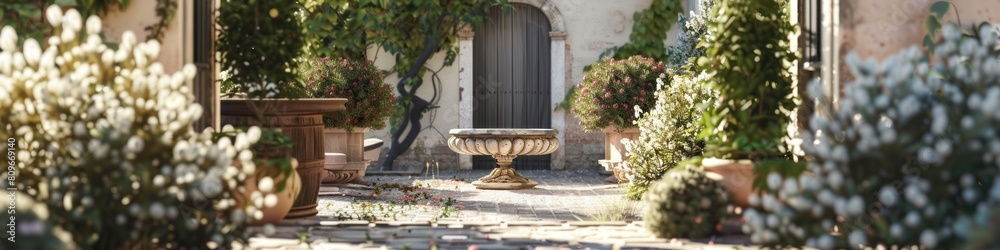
left=217, top=0, right=305, bottom=99
left=697, top=0, right=797, bottom=158
left=622, top=72, right=716, bottom=199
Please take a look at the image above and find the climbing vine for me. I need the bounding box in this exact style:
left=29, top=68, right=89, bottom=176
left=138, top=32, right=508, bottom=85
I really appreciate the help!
left=144, top=0, right=177, bottom=41
left=598, top=0, right=683, bottom=63
left=300, top=0, right=504, bottom=170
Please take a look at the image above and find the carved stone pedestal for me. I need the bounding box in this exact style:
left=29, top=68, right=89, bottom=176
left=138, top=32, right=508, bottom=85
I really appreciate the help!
left=447, top=129, right=559, bottom=190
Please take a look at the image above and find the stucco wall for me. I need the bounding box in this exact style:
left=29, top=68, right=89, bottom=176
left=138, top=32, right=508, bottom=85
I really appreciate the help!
left=839, top=0, right=1000, bottom=83
left=368, top=0, right=688, bottom=171
left=101, top=1, right=190, bottom=73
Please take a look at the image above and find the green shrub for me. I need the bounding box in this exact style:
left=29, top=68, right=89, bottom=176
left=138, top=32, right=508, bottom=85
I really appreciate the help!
left=643, top=166, right=728, bottom=238
left=304, top=57, right=397, bottom=131
left=217, top=0, right=305, bottom=99
left=622, top=72, right=716, bottom=199
left=570, top=55, right=666, bottom=131
left=698, top=0, right=797, bottom=157
left=0, top=7, right=264, bottom=248
left=741, top=24, right=1000, bottom=249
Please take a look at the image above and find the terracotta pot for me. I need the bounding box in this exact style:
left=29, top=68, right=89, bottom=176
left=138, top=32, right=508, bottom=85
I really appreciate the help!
left=221, top=98, right=346, bottom=219
left=702, top=158, right=757, bottom=207
left=322, top=127, right=371, bottom=184
left=599, top=127, right=641, bottom=183
left=242, top=161, right=302, bottom=224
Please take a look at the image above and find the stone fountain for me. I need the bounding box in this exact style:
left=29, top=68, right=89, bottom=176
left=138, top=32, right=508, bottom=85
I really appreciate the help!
left=448, top=129, right=559, bottom=189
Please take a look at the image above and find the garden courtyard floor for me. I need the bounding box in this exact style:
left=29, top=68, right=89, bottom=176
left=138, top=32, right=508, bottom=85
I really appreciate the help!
left=242, top=170, right=756, bottom=249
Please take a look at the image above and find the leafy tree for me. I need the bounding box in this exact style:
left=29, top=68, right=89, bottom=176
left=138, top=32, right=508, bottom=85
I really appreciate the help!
left=300, top=0, right=504, bottom=169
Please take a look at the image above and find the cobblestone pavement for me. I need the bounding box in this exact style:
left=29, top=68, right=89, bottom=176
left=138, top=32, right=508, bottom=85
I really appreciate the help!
left=319, top=170, right=642, bottom=222
left=242, top=170, right=756, bottom=249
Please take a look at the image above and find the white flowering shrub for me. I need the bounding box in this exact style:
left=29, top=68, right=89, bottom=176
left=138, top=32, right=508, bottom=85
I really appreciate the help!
left=643, top=165, right=727, bottom=238
left=622, top=72, right=717, bottom=200
left=742, top=24, right=1000, bottom=249
left=0, top=6, right=265, bottom=248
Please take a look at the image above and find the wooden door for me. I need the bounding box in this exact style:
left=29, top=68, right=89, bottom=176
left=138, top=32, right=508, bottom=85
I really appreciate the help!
left=473, top=4, right=552, bottom=170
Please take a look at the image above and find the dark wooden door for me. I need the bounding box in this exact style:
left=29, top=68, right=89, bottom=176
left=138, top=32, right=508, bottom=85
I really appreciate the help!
left=473, top=4, right=552, bottom=170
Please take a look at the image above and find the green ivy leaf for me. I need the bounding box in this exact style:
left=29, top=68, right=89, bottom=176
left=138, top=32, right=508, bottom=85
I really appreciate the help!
left=929, top=1, right=950, bottom=20
left=924, top=16, right=942, bottom=35
left=924, top=35, right=935, bottom=49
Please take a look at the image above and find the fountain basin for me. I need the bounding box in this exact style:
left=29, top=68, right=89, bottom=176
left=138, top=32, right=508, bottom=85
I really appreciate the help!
left=448, top=129, right=559, bottom=190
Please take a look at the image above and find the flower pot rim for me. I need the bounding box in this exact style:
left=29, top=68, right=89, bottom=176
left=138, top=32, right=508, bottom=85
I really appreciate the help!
left=220, top=98, right=347, bottom=116
left=323, top=127, right=372, bottom=132
left=602, top=126, right=641, bottom=133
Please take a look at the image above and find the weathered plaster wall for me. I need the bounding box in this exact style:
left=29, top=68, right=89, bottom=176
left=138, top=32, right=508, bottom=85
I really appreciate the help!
left=368, top=0, right=688, bottom=171
left=101, top=1, right=191, bottom=73
left=839, top=0, right=1000, bottom=83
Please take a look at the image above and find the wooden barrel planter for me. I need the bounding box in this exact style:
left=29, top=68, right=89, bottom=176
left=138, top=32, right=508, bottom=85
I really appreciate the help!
left=220, top=98, right=347, bottom=219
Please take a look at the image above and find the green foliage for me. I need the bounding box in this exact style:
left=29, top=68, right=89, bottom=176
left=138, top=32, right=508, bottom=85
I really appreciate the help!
left=217, top=0, right=306, bottom=99
left=304, top=57, right=397, bottom=131
left=0, top=8, right=259, bottom=248
left=300, top=0, right=503, bottom=169
left=923, top=1, right=952, bottom=50
left=601, top=0, right=683, bottom=62
left=643, top=166, right=727, bottom=238
left=665, top=0, right=716, bottom=70
left=145, top=0, right=177, bottom=41
left=622, top=72, right=717, bottom=200
left=697, top=0, right=797, bottom=158
left=300, top=0, right=366, bottom=59
left=0, top=1, right=53, bottom=45
left=742, top=24, right=1000, bottom=249
left=570, top=55, right=666, bottom=131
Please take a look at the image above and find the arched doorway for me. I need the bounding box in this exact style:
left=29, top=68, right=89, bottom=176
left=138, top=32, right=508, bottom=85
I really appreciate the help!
left=472, top=3, right=552, bottom=170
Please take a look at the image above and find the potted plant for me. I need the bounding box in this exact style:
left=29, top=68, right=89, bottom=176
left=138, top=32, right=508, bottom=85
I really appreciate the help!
left=696, top=0, right=801, bottom=206
left=216, top=126, right=302, bottom=224
left=570, top=55, right=666, bottom=183
left=303, top=57, right=396, bottom=184
left=216, top=0, right=347, bottom=219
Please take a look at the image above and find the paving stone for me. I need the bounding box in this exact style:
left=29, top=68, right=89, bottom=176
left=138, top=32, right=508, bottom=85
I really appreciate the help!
left=243, top=170, right=756, bottom=249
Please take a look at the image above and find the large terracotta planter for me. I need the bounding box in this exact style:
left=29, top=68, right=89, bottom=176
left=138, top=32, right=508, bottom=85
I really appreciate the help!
left=702, top=158, right=756, bottom=207
left=220, top=98, right=346, bottom=219
left=322, top=127, right=371, bottom=184
left=599, top=127, right=641, bottom=183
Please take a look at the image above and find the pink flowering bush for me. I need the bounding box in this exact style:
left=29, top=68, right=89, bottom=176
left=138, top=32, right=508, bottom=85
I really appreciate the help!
left=571, top=55, right=667, bottom=131
left=304, top=57, right=396, bottom=131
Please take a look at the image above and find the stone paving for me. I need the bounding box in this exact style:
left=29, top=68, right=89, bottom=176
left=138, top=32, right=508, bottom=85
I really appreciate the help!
left=241, top=170, right=756, bottom=249
left=319, top=170, right=640, bottom=222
